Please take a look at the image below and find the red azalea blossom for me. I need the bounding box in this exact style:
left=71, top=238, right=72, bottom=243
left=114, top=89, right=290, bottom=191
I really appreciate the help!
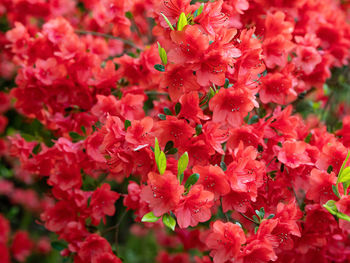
left=11, top=231, right=33, bottom=262
left=206, top=220, right=246, bottom=263
left=89, top=183, right=120, bottom=225
left=141, top=171, right=184, bottom=217
left=1, top=0, right=350, bottom=262
left=209, top=87, right=258, bottom=127
left=175, top=185, right=214, bottom=228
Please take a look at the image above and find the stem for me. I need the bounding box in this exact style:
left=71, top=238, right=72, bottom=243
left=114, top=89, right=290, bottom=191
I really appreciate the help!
left=145, top=91, right=169, bottom=96
left=101, top=209, right=128, bottom=235
left=220, top=198, right=229, bottom=222
left=239, top=212, right=257, bottom=224
left=221, top=143, right=227, bottom=163
left=266, top=156, right=276, bottom=168
left=75, top=30, right=143, bottom=51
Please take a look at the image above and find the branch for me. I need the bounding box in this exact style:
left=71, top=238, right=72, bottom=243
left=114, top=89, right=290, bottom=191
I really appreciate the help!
left=75, top=30, right=143, bottom=51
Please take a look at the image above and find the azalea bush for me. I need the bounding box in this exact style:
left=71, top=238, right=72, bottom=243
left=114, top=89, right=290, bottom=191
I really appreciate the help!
left=1, top=0, right=350, bottom=262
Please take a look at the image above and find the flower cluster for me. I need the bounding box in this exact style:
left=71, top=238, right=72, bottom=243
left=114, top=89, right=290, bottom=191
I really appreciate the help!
left=1, top=0, right=350, bottom=262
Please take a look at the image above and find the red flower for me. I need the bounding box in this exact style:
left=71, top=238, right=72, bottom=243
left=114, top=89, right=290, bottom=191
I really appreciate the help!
left=91, top=95, right=119, bottom=120
left=123, top=181, right=142, bottom=211
left=264, top=11, right=294, bottom=40
left=316, top=141, right=347, bottom=174
left=90, top=183, right=120, bottom=225
left=0, top=214, right=10, bottom=244
left=34, top=58, right=67, bottom=85
left=92, top=252, right=122, bottom=263
left=306, top=168, right=337, bottom=204
left=206, top=221, right=246, bottom=263
left=168, top=25, right=209, bottom=65
left=155, top=115, right=195, bottom=148
left=336, top=195, right=350, bottom=233
left=0, top=243, right=10, bottom=263
left=239, top=240, right=277, bottom=263
left=259, top=72, right=297, bottom=105
left=125, top=116, right=154, bottom=146
left=178, top=92, right=208, bottom=123
left=277, top=140, right=312, bottom=169
left=76, top=234, right=113, bottom=263
left=257, top=218, right=301, bottom=251
left=140, top=171, right=184, bottom=217
left=202, top=122, right=229, bottom=154
left=222, top=190, right=251, bottom=213
left=175, top=185, right=214, bottom=228
left=226, top=145, right=265, bottom=202
left=194, top=0, right=229, bottom=35
left=227, top=125, right=264, bottom=151
left=155, top=0, right=191, bottom=29
left=294, top=34, right=322, bottom=75
left=11, top=231, right=33, bottom=262
left=193, top=165, right=230, bottom=198
left=263, top=35, right=294, bottom=69
left=209, top=87, right=258, bottom=127
left=48, top=164, right=82, bottom=191
left=0, top=92, right=10, bottom=113
left=160, top=65, right=200, bottom=101
left=41, top=201, right=77, bottom=232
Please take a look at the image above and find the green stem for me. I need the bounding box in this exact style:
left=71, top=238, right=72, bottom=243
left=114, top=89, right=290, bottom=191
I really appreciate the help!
left=239, top=212, right=257, bottom=224
left=75, top=30, right=143, bottom=50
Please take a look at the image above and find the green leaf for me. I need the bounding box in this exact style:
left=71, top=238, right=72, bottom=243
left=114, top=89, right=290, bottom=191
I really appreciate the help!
left=179, top=173, right=184, bottom=184
left=154, top=138, right=160, bottom=161
left=69, top=132, right=85, bottom=142
left=178, top=152, right=189, bottom=176
left=160, top=13, right=175, bottom=30
left=337, top=212, right=350, bottom=222
left=163, top=107, right=172, bottom=115
left=162, top=214, right=176, bottom=231
left=248, top=115, right=259, bottom=125
left=339, top=166, right=350, bottom=183
left=157, top=151, right=167, bottom=175
left=125, top=11, right=133, bottom=19
left=177, top=12, right=188, bottom=31
left=184, top=173, right=199, bottom=189
left=175, top=103, right=181, bottom=115
left=337, top=150, right=350, bottom=195
left=254, top=226, right=259, bottom=234
left=193, top=3, right=204, bottom=18
left=81, top=126, right=86, bottom=135
left=338, top=150, right=350, bottom=181
left=259, top=207, right=265, bottom=219
left=157, top=42, right=168, bottom=65
left=164, top=141, right=174, bottom=152
left=323, top=200, right=337, bottom=215
left=124, top=120, right=131, bottom=131
left=252, top=215, right=260, bottom=224
left=304, top=133, right=312, bottom=143
left=220, top=161, right=227, bottom=172
left=195, top=124, right=202, bottom=135
left=158, top=114, right=166, bottom=120
left=267, top=214, right=275, bottom=219
left=167, top=148, right=178, bottom=155
left=224, top=78, right=230, bottom=89
left=21, top=133, right=36, bottom=142
left=327, top=165, right=333, bottom=174
left=323, top=200, right=350, bottom=222
left=51, top=241, right=67, bottom=251
left=141, top=212, right=160, bottom=223
left=332, top=185, right=340, bottom=198
left=87, top=196, right=91, bottom=208
left=32, top=143, right=41, bottom=154
left=154, top=64, right=165, bottom=72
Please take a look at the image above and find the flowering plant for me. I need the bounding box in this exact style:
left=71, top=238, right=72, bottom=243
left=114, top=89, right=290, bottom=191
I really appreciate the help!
left=1, top=0, right=350, bottom=262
